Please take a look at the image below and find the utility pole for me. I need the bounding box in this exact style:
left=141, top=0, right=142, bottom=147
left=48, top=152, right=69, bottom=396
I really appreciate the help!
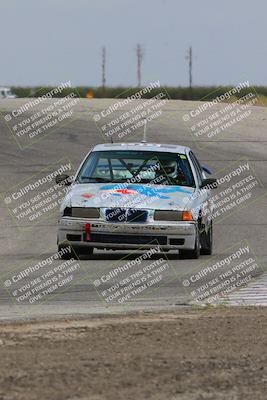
left=102, top=46, right=106, bottom=92
left=136, top=44, right=144, bottom=87
left=186, top=46, right=193, bottom=99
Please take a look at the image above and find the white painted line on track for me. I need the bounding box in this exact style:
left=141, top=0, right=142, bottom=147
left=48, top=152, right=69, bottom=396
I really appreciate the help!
left=220, top=272, right=267, bottom=305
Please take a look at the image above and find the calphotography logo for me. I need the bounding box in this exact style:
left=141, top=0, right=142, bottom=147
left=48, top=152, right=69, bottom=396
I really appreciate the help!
left=90, top=243, right=176, bottom=305
left=182, top=82, right=264, bottom=149
left=181, top=241, right=263, bottom=304
left=0, top=243, right=86, bottom=313
left=0, top=158, right=74, bottom=230
left=190, top=158, right=266, bottom=223
left=1, top=81, right=82, bottom=149
left=93, top=80, right=170, bottom=142
left=1, top=1, right=267, bottom=399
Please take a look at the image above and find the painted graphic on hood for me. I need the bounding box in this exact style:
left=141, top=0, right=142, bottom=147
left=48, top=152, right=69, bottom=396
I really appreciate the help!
left=99, top=184, right=193, bottom=199
left=65, top=183, right=196, bottom=211
left=81, top=193, right=94, bottom=199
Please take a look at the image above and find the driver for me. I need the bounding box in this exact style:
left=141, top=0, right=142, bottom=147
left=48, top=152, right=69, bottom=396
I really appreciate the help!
left=156, top=160, right=187, bottom=184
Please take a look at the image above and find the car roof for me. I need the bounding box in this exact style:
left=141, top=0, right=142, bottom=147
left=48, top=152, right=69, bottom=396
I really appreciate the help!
left=91, top=143, right=190, bottom=154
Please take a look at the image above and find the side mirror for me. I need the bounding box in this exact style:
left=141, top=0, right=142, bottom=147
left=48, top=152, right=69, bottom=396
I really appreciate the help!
left=200, top=178, right=218, bottom=189
left=202, top=165, right=212, bottom=175
left=55, top=174, right=72, bottom=186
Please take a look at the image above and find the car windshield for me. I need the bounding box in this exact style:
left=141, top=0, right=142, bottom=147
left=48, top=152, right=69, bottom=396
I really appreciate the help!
left=77, top=150, right=195, bottom=187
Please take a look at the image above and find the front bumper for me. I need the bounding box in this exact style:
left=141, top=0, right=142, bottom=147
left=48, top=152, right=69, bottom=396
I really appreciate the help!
left=58, top=217, right=197, bottom=250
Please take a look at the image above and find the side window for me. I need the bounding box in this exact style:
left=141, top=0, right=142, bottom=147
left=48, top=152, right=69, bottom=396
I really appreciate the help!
left=189, top=152, right=202, bottom=187
left=191, top=152, right=203, bottom=175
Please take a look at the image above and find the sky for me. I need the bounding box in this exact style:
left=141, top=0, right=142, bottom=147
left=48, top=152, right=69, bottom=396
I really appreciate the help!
left=0, top=0, right=266, bottom=87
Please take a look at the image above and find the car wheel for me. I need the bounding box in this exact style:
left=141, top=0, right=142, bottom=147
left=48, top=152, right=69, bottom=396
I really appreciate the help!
left=179, top=230, right=200, bottom=259
left=200, top=221, right=213, bottom=255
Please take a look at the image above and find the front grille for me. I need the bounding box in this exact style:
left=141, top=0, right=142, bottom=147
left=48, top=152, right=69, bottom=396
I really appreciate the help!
left=127, top=209, right=148, bottom=223
left=105, top=208, right=148, bottom=223
left=169, top=238, right=185, bottom=245
left=106, top=208, right=127, bottom=222
left=90, top=234, right=167, bottom=245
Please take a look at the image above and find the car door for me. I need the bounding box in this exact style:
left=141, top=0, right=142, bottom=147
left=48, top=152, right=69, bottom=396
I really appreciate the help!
left=189, top=151, right=212, bottom=230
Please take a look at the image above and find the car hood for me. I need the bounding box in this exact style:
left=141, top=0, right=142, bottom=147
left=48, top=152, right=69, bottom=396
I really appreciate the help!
left=67, top=183, right=195, bottom=211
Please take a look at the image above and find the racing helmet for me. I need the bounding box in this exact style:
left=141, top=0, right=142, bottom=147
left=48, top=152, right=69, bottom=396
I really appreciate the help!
left=159, top=160, right=178, bottom=179
left=156, top=159, right=187, bottom=183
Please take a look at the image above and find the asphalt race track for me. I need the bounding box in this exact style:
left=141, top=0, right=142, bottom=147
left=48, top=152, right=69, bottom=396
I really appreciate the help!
left=0, top=98, right=267, bottom=321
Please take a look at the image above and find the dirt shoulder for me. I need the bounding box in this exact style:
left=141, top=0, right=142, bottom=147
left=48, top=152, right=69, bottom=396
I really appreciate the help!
left=1, top=307, right=267, bottom=400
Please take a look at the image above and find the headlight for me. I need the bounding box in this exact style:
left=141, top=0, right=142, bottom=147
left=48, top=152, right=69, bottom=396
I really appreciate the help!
left=154, top=210, right=194, bottom=221
left=154, top=210, right=183, bottom=221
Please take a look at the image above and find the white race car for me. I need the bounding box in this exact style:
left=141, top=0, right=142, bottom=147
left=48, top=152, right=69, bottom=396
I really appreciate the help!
left=56, top=143, right=217, bottom=259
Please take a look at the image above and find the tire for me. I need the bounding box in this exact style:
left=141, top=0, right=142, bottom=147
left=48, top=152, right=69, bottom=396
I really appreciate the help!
left=179, top=230, right=200, bottom=259
left=200, top=221, right=213, bottom=255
